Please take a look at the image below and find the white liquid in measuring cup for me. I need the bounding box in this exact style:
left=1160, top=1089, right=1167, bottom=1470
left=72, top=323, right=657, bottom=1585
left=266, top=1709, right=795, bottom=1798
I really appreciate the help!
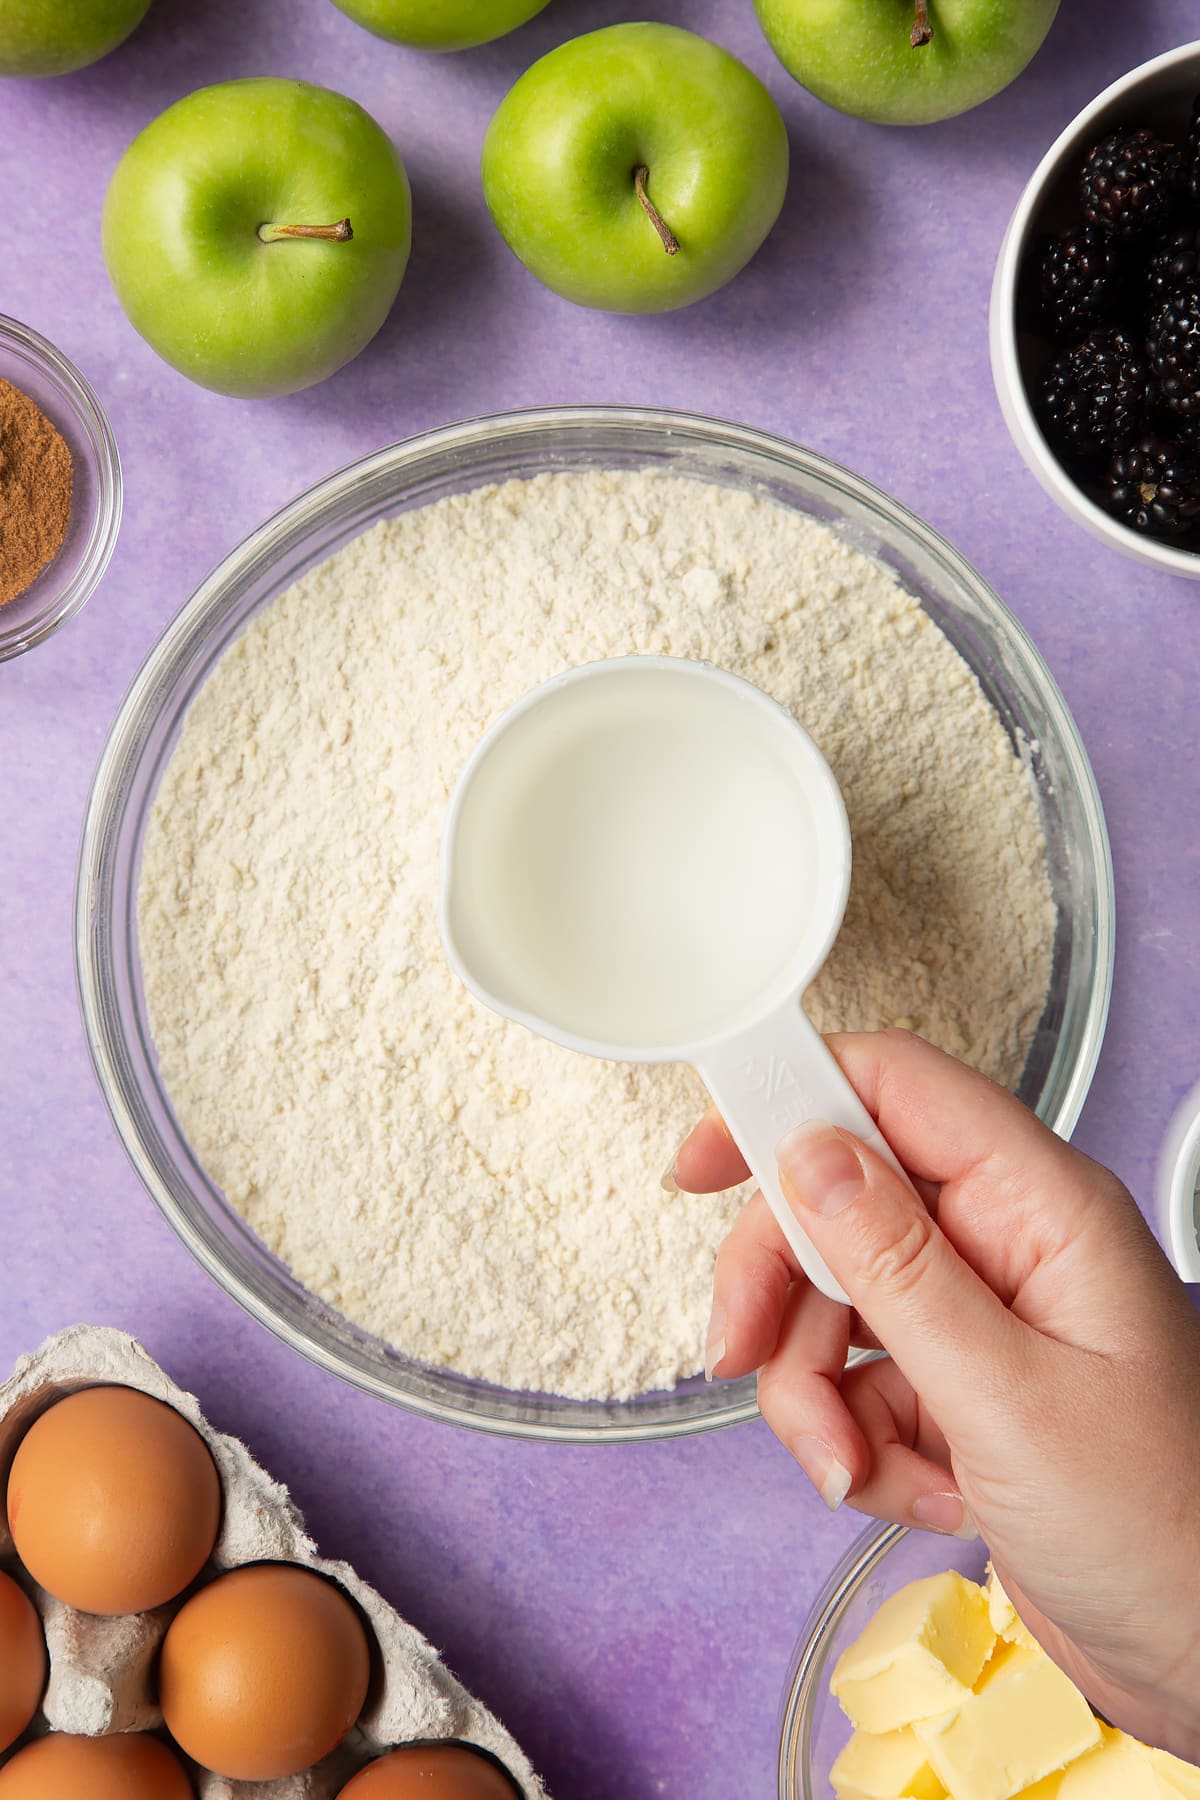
left=443, top=656, right=893, bottom=1305
left=449, top=668, right=820, bottom=1049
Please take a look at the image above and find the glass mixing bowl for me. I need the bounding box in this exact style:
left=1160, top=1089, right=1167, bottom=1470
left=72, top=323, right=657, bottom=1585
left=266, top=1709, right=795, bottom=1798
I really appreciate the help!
left=75, top=406, right=1114, bottom=1442
left=777, top=1522, right=987, bottom=1799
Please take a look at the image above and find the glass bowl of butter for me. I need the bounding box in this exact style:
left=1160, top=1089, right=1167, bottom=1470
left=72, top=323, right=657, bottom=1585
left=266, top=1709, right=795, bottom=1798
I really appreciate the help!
left=778, top=1522, right=1200, bottom=1799
left=779, top=1525, right=979, bottom=1798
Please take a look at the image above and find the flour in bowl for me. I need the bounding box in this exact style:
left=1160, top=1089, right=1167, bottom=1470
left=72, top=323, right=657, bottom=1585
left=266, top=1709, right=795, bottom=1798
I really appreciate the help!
left=138, top=472, right=1055, bottom=1400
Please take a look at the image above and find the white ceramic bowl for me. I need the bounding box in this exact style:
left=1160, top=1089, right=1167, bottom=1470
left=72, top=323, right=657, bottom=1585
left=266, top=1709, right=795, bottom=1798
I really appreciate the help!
left=990, top=41, right=1200, bottom=577
left=1158, top=1079, right=1200, bottom=1283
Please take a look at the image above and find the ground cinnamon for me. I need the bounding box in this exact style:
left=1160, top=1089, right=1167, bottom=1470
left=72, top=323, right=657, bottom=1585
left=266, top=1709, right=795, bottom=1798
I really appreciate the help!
left=0, top=378, right=73, bottom=608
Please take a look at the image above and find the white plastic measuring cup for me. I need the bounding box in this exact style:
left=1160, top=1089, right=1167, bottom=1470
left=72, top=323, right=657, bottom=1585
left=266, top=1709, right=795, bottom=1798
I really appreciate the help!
left=440, top=655, right=910, bottom=1307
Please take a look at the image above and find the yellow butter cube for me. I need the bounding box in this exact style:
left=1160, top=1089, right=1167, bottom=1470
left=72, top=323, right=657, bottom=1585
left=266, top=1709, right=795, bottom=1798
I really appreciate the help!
left=831, top=1571, right=997, bottom=1733
left=833, top=1785, right=933, bottom=1800
left=1008, top=1774, right=1066, bottom=1799
left=914, top=1642, right=1100, bottom=1800
left=1051, top=1723, right=1178, bottom=1797
left=831, top=1726, right=947, bottom=1798
left=985, top=1564, right=1041, bottom=1654
left=1143, top=1743, right=1200, bottom=1799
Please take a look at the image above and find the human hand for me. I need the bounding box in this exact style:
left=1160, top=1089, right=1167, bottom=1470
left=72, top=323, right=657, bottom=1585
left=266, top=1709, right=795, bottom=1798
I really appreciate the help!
left=673, top=1030, right=1200, bottom=1760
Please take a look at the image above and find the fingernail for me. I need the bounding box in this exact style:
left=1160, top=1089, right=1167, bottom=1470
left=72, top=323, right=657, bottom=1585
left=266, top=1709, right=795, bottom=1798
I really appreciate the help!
left=704, top=1302, right=727, bottom=1383
left=792, top=1436, right=852, bottom=1511
left=912, top=1492, right=979, bottom=1540
left=661, top=1159, right=679, bottom=1194
left=777, top=1120, right=865, bottom=1217
left=710, top=1110, right=737, bottom=1144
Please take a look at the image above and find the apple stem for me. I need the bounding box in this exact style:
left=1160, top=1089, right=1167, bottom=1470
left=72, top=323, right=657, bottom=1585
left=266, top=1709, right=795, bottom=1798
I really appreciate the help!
left=910, top=0, right=932, bottom=46
left=634, top=167, right=679, bottom=257
left=257, top=218, right=354, bottom=244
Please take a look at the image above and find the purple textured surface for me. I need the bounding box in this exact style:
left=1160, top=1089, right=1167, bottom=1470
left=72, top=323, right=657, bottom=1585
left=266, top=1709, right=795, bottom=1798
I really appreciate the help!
left=2, top=3, right=1199, bottom=1796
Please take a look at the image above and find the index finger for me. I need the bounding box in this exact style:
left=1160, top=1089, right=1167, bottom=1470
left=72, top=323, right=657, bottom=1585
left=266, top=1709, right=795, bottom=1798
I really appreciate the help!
left=670, top=1106, right=750, bottom=1195
left=710, top=1187, right=887, bottom=1378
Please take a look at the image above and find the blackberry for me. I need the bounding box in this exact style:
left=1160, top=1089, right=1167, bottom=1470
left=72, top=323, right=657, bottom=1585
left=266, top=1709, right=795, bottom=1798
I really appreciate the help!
left=1187, top=93, right=1200, bottom=207
left=1036, top=223, right=1124, bottom=342
left=1147, top=278, right=1200, bottom=424
left=1081, top=127, right=1182, bottom=239
left=1038, top=328, right=1150, bottom=461
left=1143, top=224, right=1200, bottom=319
left=1102, top=434, right=1200, bottom=539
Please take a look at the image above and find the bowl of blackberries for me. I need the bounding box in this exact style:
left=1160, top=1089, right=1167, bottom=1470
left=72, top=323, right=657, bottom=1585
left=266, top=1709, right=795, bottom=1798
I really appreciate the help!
left=991, top=40, right=1200, bottom=575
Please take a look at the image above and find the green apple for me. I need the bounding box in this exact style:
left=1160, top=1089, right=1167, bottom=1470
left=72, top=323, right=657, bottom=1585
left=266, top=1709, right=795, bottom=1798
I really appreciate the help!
left=0, top=0, right=152, bottom=77
left=481, top=23, right=789, bottom=314
left=754, top=0, right=1060, bottom=126
left=102, top=80, right=411, bottom=399
left=329, top=0, right=551, bottom=53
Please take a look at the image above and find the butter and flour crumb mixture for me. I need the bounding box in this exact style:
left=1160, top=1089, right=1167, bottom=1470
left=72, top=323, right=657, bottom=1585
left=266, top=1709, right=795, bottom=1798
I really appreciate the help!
left=138, top=473, right=1055, bottom=1401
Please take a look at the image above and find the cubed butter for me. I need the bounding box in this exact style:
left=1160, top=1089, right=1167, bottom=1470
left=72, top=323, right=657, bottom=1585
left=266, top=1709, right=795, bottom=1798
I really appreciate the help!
left=1052, top=1723, right=1178, bottom=1797
left=1008, top=1775, right=1066, bottom=1799
left=831, top=1571, right=997, bottom=1733
left=985, top=1564, right=1040, bottom=1654
left=914, top=1642, right=1101, bottom=1800
left=1142, top=1743, right=1200, bottom=1799
left=831, top=1726, right=947, bottom=1799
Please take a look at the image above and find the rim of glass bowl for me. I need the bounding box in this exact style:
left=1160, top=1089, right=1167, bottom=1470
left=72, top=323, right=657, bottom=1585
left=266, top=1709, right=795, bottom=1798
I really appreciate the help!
left=0, top=314, right=122, bottom=662
left=776, top=1520, right=904, bottom=1800
left=74, top=405, right=1114, bottom=1443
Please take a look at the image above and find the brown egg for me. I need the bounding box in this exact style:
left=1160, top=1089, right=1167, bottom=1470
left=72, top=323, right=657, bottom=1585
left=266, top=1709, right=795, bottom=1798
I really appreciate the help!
left=0, top=1571, right=45, bottom=1753
left=337, top=1745, right=520, bottom=1798
left=0, top=1730, right=193, bottom=1798
left=159, top=1563, right=371, bottom=1779
left=6, top=1386, right=221, bottom=1615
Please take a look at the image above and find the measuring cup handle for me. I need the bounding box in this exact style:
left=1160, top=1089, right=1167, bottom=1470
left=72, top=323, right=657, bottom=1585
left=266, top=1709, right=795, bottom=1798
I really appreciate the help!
left=697, top=1005, right=914, bottom=1307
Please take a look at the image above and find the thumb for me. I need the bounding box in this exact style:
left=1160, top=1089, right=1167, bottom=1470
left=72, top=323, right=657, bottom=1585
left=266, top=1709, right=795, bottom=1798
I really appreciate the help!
left=778, top=1120, right=1028, bottom=1443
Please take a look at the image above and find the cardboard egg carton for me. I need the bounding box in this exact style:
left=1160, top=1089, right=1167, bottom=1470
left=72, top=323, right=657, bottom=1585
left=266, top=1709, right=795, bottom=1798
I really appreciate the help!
left=0, top=1326, right=544, bottom=1800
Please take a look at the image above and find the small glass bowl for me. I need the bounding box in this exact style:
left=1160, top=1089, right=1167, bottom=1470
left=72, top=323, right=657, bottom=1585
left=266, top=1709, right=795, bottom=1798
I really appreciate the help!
left=0, top=315, right=122, bottom=661
left=777, top=1522, right=987, bottom=1799
left=76, top=407, right=1113, bottom=1442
